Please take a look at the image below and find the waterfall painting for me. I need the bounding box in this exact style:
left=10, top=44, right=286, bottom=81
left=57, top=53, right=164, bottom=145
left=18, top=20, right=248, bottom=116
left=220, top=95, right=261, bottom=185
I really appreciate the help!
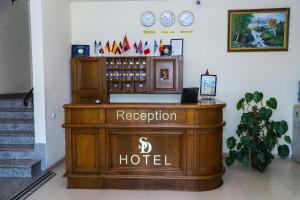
left=228, top=8, right=290, bottom=52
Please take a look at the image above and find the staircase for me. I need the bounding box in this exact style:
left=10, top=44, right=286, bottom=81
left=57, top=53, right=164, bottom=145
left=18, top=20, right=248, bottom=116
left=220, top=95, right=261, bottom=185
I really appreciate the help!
left=0, top=94, right=41, bottom=178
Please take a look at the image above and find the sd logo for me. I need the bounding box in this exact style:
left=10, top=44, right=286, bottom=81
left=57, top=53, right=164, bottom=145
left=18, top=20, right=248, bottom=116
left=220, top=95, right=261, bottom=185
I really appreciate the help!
left=138, top=137, right=152, bottom=154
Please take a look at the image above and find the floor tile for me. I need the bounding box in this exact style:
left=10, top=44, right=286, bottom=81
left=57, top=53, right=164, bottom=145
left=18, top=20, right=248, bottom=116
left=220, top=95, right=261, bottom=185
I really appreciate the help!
left=244, top=188, right=295, bottom=200
left=26, top=159, right=300, bottom=200
left=197, top=187, right=249, bottom=200
left=275, top=172, right=300, bottom=190
left=222, top=170, right=242, bottom=188
left=289, top=189, right=300, bottom=200
left=267, top=159, right=300, bottom=175
left=149, top=190, right=197, bottom=200
left=97, top=190, right=148, bottom=200
left=233, top=170, right=288, bottom=190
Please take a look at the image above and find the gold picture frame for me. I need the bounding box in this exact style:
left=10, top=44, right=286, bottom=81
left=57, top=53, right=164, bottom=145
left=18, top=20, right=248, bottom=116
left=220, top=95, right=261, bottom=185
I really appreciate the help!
left=228, top=8, right=290, bottom=52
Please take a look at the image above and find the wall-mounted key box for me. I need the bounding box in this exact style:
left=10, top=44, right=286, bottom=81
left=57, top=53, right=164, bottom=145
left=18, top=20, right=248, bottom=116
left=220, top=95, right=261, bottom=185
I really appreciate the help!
left=71, top=56, right=183, bottom=103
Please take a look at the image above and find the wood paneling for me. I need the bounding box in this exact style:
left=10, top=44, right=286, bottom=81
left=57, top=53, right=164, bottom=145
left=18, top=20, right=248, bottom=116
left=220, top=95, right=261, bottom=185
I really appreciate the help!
left=63, top=101, right=226, bottom=191
left=106, top=129, right=186, bottom=176
left=72, top=57, right=108, bottom=103
left=72, top=129, right=99, bottom=174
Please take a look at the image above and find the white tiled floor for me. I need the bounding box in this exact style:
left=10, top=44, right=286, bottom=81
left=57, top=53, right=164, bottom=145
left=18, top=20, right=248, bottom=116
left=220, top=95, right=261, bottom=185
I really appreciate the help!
left=27, top=159, right=300, bottom=200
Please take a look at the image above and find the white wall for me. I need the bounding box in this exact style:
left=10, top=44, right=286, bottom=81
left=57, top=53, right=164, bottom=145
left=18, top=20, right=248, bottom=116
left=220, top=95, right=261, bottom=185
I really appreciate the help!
left=30, top=0, right=47, bottom=144
left=71, top=0, right=300, bottom=152
left=0, top=0, right=32, bottom=94
left=30, top=0, right=71, bottom=167
left=42, top=0, right=72, bottom=167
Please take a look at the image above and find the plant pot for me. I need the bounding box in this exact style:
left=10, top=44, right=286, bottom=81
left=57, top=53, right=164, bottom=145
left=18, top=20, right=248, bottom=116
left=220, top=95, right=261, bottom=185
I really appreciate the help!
left=250, top=152, right=270, bottom=172
left=250, top=153, right=258, bottom=169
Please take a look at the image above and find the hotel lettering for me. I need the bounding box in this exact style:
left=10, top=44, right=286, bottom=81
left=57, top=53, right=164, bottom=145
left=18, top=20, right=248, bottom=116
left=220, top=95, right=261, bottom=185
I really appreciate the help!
left=119, top=137, right=172, bottom=166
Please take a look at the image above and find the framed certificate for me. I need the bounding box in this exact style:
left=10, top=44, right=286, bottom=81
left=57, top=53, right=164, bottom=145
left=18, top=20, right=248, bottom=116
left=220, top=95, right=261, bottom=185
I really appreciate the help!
left=200, top=75, right=217, bottom=96
left=170, top=39, right=183, bottom=56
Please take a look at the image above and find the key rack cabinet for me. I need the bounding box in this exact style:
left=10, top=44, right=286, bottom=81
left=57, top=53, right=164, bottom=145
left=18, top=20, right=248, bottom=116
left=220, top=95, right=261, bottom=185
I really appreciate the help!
left=71, top=56, right=183, bottom=103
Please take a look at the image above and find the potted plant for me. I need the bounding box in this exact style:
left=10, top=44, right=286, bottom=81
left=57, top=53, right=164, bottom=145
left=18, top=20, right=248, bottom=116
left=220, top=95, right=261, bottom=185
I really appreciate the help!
left=225, top=91, right=291, bottom=172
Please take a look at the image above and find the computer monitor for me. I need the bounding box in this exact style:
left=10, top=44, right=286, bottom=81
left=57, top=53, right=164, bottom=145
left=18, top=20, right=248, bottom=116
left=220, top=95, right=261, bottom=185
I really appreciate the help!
left=181, top=87, right=199, bottom=104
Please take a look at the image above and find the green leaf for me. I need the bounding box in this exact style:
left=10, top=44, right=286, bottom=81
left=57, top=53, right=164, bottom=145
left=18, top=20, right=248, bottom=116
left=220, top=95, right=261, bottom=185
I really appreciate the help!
left=278, top=144, right=290, bottom=158
left=247, top=140, right=256, bottom=151
left=237, top=98, right=245, bottom=110
left=257, top=152, right=265, bottom=162
left=266, top=98, right=277, bottom=110
left=259, top=107, right=273, bottom=120
left=241, top=113, right=256, bottom=125
left=225, top=157, right=234, bottom=166
left=241, top=136, right=250, bottom=146
left=264, top=137, right=275, bottom=151
left=252, top=125, right=261, bottom=135
left=240, top=155, right=249, bottom=167
left=229, top=150, right=238, bottom=159
left=284, top=135, right=292, bottom=144
left=274, top=121, right=288, bottom=135
left=253, top=91, right=263, bottom=103
left=226, top=137, right=237, bottom=150
left=245, top=93, right=254, bottom=103
left=237, top=143, right=242, bottom=150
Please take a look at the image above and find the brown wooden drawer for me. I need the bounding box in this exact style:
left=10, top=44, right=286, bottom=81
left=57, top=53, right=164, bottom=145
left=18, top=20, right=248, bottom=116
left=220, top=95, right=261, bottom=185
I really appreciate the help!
left=74, top=93, right=109, bottom=104
left=109, top=82, right=122, bottom=93
left=122, top=82, right=134, bottom=93
left=70, top=109, right=105, bottom=124
left=135, top=82, right=147, bottom=93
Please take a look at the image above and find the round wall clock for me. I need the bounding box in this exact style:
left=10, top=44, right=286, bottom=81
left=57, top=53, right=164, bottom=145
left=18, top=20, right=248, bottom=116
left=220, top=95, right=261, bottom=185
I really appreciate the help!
left=140, top=11, right=155, bottom=27
left=160, top=11, right=175, bottom=27
left=179, top=11, right=194, bottom=27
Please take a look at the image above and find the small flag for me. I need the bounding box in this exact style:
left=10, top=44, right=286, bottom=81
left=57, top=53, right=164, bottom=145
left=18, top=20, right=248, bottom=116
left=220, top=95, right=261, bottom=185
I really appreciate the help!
left=112, top=40, right=118, bottom=54
left=159, top=39, right=164, bottom=53
left=94, top=40, right=97, bottom=55
left=116, top=46, right=121, bottom=54
left=104, top=41, right=110, bottom=53
left=119, top=41, right=124, bottom=54
left=133, top=42, right=138, bottom=53
left=205, top=69, right=210, bottom=75
left=123, top=35, right=130, bottom=52
left=144, top=41, right=150, bottom=55
left=160, top=45, right=172, bottom=56
left=138, top=40, right=143, bottom=54
left=98, top=41, right=104, bottom=54
left=154, top=39, right=158, bottom=54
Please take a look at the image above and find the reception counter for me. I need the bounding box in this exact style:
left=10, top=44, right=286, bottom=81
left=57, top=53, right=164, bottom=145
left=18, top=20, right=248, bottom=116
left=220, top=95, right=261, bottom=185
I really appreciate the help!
left=62, top=101, right=226, bottom=191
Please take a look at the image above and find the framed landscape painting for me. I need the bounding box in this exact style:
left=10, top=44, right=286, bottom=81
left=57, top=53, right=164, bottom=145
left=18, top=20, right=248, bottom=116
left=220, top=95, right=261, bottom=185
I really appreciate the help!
left=228, top=8, right=290, bottom=52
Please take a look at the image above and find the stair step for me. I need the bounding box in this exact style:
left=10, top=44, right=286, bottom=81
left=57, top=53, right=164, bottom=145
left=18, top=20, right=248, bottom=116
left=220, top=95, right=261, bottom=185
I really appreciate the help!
left=0, top=149, right=39, bottom=160
left=0, top=118, right=34, bottom=123
left=0, top=159, right=40, bottom=168
left=0, top=131, right=34, bottom=144
left=0, top=118, right=34, bottom=131
left=0, top=159, right=41, bottom=177
left=0, top=93, right=26, bottom=99
left=0, top=130, right=34, bottom=137
left=0, top=144, right=34, bottom=151
left=0, top=108, right=33, bottom=119
left=0, top=99, right=32, bottom=109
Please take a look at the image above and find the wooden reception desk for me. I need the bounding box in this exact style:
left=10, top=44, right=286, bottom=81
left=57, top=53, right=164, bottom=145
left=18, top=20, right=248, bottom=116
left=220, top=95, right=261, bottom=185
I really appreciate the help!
left=63, top=101, right=226, bottom=191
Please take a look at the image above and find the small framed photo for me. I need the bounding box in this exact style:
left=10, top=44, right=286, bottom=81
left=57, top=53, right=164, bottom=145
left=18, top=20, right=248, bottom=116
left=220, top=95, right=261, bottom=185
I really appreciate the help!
left=200, top=74, right=217, bottom=96
left=170, top=39, right=183, bottom=56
